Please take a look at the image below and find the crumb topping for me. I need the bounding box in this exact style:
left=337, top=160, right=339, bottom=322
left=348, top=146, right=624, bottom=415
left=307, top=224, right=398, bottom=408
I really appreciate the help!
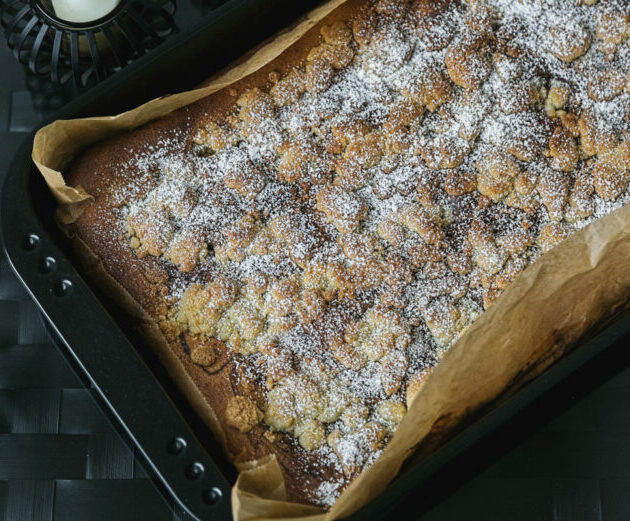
left=109, top=0, right=630, bottom=508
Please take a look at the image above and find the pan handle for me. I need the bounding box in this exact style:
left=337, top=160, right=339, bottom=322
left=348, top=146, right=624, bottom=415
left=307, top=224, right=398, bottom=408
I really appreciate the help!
left=1, top=143, right=233, bottom=521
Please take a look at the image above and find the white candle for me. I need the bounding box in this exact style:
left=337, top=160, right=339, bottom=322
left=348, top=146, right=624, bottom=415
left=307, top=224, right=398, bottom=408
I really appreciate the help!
left=51, top=0, right=121, bottom=23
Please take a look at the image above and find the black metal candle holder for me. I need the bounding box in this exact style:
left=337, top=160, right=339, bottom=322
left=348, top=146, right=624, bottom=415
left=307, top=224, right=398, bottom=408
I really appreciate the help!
left=0, top=0, right=176, bottom=88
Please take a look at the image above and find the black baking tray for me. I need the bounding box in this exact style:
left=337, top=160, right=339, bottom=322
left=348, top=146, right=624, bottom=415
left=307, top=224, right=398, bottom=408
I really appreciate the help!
left=3, top=1, right=630, bottom=520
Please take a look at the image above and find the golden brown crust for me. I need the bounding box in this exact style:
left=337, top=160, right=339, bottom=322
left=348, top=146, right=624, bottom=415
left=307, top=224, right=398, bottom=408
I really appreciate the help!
left=64, top=0, right=630, bottom=509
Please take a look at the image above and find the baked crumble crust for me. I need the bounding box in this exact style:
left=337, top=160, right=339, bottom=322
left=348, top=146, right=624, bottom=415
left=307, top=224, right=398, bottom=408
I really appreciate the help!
left=68, top=0, right=630, bottom=508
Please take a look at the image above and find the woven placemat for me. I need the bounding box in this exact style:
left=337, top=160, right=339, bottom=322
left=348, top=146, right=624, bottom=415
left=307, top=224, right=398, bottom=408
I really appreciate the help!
left=0, top=257, right=192, bottom=521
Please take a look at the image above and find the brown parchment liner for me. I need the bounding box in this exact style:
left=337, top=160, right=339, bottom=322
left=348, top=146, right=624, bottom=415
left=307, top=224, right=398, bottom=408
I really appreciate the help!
left=30, top=1, right=630, bottom=520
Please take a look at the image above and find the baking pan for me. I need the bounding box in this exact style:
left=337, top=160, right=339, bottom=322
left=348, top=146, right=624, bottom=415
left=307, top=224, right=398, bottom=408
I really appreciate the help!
left=3, top=1, right=630, bottom=519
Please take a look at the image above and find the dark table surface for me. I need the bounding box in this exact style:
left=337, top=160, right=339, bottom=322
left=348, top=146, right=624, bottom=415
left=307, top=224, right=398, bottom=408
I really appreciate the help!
left=2, top=3, right=630, bottom=521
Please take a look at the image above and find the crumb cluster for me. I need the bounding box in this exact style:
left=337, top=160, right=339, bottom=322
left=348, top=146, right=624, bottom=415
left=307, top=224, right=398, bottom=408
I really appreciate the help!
left=112, top=0, right=630, bottom=507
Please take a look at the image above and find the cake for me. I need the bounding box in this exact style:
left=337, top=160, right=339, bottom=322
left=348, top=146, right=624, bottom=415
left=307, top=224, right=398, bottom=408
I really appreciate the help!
left=63, top=0, right=630, bottom=509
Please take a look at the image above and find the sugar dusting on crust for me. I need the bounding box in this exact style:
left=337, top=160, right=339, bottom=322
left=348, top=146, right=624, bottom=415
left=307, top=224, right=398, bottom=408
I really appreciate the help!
left=103, top=0, right=630, bottom=508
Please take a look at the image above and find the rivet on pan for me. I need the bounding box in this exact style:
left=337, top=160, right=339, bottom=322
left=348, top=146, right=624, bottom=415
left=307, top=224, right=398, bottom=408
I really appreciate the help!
left=185, top=462, right=205, bottom=480
left=22, top=233, right=40, bottom=250
left=39, top=256, right=57, bottom=274
left=53, top=279, right=73, bottom=297
left=167, top=437, right=187, bottom=455
left=202, top=487, right=223, bottom=505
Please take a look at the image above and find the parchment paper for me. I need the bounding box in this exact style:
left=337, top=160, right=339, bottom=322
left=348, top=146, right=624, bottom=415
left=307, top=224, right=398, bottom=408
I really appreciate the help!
left=30, top=1, right=630, bottom=520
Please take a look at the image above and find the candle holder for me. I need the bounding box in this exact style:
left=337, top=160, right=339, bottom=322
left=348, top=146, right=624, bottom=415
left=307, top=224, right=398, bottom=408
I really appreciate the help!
left=0, top=0, right=176, bottom=88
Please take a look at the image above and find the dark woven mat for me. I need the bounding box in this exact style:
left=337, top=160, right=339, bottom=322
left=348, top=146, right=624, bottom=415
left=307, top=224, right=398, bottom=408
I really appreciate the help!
left=0, top=258, right=193, bottom=521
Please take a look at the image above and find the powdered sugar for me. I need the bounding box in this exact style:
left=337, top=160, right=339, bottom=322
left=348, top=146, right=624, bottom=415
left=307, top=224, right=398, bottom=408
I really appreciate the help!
left=106, top=0, right=630, bottom=508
